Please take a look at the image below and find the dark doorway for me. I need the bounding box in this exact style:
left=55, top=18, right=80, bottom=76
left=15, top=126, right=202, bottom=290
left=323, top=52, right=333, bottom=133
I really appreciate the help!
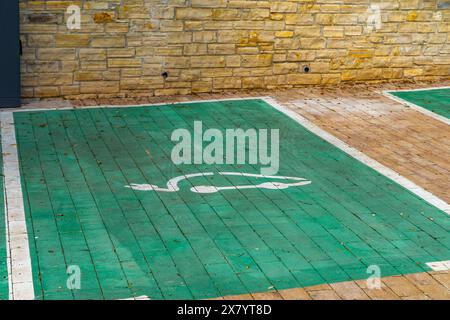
left=0, top=1, right=21, bottom=108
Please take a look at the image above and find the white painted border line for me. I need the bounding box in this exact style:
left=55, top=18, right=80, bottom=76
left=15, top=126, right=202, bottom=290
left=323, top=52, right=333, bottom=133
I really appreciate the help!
left=426, top=260, right=450, bottom=272
left=382, top=88, right=450, bottom=126
left=261, top=96, right=450, bottom=216
left=383, top=86, right=450, bottom=93
left=1, top=112, right=34, bottom=300
left=118, top=295, right=151, bottom=300
left=2, top=96, right=266, bottom=113
left=3, top=177, right=12, bottom=300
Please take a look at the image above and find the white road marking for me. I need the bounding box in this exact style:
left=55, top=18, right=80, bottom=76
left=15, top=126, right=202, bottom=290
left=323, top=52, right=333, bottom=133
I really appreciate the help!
left=191, top=180, right=311, bottom=194
left=126, top=172, right=215, bottom=192
left=126, top=172, right=311, bottom=194
left=426, top=260, right=450, bottom=272
left=383, top=86, right=450, bottom=93
left=1, top=112, right=35, bottom=300
left=119, top=295, right=151, bottom=300
left=261, top=96, right=450, bottom=216
left=3, top=96, right=266, bottom=113
left=3, top=182, right=12, bottom=300
left=382, top=87, right=450, bottom=126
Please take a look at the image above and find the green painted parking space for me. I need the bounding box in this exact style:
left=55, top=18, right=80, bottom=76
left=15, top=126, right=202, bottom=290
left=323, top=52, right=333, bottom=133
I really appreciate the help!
left=13, top=99, right=450, bottom=300
left=390, top=88, right=450, bottom=119
left=0, top=135, right=9, bottom=300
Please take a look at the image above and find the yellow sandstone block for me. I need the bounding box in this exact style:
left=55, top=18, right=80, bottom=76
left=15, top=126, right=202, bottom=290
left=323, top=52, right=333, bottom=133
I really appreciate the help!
left=212, top=9, right=241, bottom=20
left=273, top=62, right=299, bottom=74
left=155, top=88, right=192, bottom=96
left=270, top=2, right=298, bottom=13
left=35, top=86, right=60, bottom=97
left=176, top=8, right=212, bottom=20
left=93, top=12, right=114, bottom=23
left=38, top=48, right=76, bottom=60
left=241, top=54, right=273, bottom=67
left=55, top=34, right=90, bottom=48
left=108, top=58, right=142, bottom=68
left=91, top=37, right=126, bottom=48
left=275, top=31, right=294, bottom=38
left=286, top=74, right=322, bottom=85
left=404, top=68, right=423, bottom=77
left=323, top=26, right=344, bottom=38
left=39, top=73, right=73, bottom=86
left=80, top=81, right=119, bottom=94
left=192, top=81, right=212, bottom=93
left=191, top=56, right=226, bottom=68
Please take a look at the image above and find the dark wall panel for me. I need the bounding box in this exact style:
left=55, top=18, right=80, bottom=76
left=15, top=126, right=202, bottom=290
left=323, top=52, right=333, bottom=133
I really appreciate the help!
left=0, top=1, right=21, bottom=108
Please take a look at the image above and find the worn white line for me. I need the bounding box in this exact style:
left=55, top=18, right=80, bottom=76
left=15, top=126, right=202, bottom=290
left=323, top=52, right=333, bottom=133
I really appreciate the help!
left=1, top=112, right=34, bottom=300
left=382, top=89, right=450, bottom=126
left=261, top=96, right=450, bottom=216
left=118, top=295, right=151, bottom=300
left=2, top=96, right=266, bottom=113
left=382, top=86, right=450, bottom=93
left=426, top=260, right=450, bottom=272
left=3, top=175, right=12, bottom=300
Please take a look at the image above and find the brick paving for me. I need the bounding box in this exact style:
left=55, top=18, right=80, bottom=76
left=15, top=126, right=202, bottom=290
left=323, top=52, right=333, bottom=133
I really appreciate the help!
left=215, top=270, right=450, bottom=300
left=8, top=81, right=450, bottom=300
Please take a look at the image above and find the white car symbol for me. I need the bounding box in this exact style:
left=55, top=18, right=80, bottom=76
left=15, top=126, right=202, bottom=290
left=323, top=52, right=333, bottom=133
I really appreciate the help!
left=125, top=172, right=311, bottom=194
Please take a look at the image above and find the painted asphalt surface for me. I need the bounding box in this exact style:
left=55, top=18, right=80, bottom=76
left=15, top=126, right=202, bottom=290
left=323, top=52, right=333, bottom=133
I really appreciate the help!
left=6, top=99, right=450, bottom=299
left=0, top=137, right=8, bottom=300
left=390, top=88, right=450, bottom=119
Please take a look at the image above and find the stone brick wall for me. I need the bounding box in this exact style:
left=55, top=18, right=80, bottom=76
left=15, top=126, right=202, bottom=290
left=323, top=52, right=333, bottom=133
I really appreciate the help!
left=20, top=0, right=450, bottom=99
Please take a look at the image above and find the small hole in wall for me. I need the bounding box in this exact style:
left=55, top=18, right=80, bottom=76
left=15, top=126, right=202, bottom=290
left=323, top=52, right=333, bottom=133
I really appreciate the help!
left=161, top=71, right=169, bottom=79
left=303, top=66, right=311, bottom=73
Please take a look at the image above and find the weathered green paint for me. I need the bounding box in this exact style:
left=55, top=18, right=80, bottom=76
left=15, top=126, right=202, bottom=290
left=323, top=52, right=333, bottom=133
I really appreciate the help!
left=390, top=88, right=450, bottom=119
left=13, top=99, right=450, bottom=300
left=0, top=134, right=8, bottom=300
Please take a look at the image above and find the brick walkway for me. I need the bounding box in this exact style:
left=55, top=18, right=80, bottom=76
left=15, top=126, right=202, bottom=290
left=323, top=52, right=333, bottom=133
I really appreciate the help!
left=215, top=271, right=450, bottom=300
left=16, top=81, right=450, bottom=299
